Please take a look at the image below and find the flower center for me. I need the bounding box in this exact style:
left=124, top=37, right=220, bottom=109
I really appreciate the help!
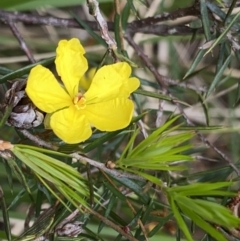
left=73, top=93, right=86, bottom=110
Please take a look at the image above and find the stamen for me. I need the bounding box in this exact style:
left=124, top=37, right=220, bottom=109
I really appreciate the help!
left=73, top=94, right=86, bottom=109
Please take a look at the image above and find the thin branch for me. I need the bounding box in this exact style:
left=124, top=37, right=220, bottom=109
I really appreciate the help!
left=128, top=24, right=203, bottom=36
left=17, top=129, right=58, bottom=150
left=128, top=3, right=200, bottom=30
left=156, top=95, right=165, bottom=128
left=8, top=20, right=36, bottom=63
left=86, top=0, right=117, bottom=50
left=0, top=9, right=202, bottom=37
left=0, top=9, right=84, bottom=28
left=126, top=31, right=207, bottom=93
left=175, top=102, right=240, bottom=175
left=88, top=208, right=139, bottom=241
left=137, top=118, right=148, bottom=139
left=125, top=33, right=167, bottom=89
left=166, top=78, right=207, bottom=93
left=56, top=207, right=81, bottom=231
left=71, top=153, right=145, bottom=181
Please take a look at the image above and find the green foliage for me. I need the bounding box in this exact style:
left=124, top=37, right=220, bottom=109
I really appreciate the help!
left=117, top=116, right=194, bottom=174
left=12, top=146, right=90, bottom=208
left=167, top=183, right=240, bottom=241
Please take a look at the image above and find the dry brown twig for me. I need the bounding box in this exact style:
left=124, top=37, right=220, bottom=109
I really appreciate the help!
left=0, top=5, right=201, bottom=35
left=17, top=129, right=58, bottom=150
left=86, top=0, right=117, bottom=50
left=71, top=152, right=145, bottom=181
left=8, top=20, right=36, bottom=63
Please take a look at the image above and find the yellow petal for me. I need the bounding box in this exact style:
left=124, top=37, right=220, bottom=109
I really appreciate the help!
left=84, top=98, right=134, bottom=131
left=26, top=65, right=72, bottom=113
left=111, top=62, right=140, bottom=95
left=55, top=38, right=88, bottom=98
left=50, top=105, right=92, bottom=144
left=85, top=62, right=140, bottom=104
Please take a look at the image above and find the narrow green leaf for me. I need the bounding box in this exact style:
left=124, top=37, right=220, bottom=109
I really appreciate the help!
left=152, top=144, right=193, bottom=158
left=126, top=164, right=186, bottom=171
left=135, top=89, right=172, bottom=101
left=178, top=190, right=235, bottom=197
left=188, top=164, right=237, bottom=183
left=98, top=194, right=117, bottom=233
left=167, top=182, right=232, bottom=194
left=8, top=183, right=35, bottom=209
left=0, top=57, right=55, bottom=83
left=134, top=207, right=147, bottom=238
left=128, top=0, right=139, bottom=19
left=58, top=184, right=87, bottom=208
left=13, top=147, right=90, bottom=208
left=0, top=65, right=12, bottom=75
left=178, top=201, right=227, bottom=241
left=155, top=132, right=193, bottom=147
left=169, top=197, right=193, bottom=241
left=148, top=213, right=174, bottom=237
left=176, top=196, right=213, bottom=222
left=119, top=128, right=140, bottom=161
left=206, top=54, right=232, bottom=97
left=206, top=1, right=226, bottom=21
left=114, top=13, right=122, bottom=50
left=234, top=82, right=240, bottom=106
left=0, top=104, right=13, bottom=128
left=140, top=198, right=154, bottom=224
left=121, top=1, right=130, bottom=30
left=200, top=0, right=211, bottom=41
left=224, top=0, right=238, bottom=24
left=22, top=150, right=89, bottom=196
left=198, top=93, right=209, bottom=126
left=135, top=146, right=192, bottom=160
left=103, top=182, right=126, bottom=201
left=15, top=144, right=70, bottom=157
left=108, top=174, right=149, bottom=203
left=5, top=150, right=32, bottom=195
left=0, top=187, right=12, bottom=241
left=16, top=148, right=82, bottom=179
left=193, top=199, right=240, bottom=227
left=14, top=151, right=64, bottom=187
left=130, top=116, right=180, bottom=157
left=204, top=11, right=240, bottom=56
left=216, top=43, right=227, bottom=73
left=183, top=49, right=207, bottom=79
left=1, top=159, right=13, bottom=192
left=37, top=175, right=70, bottom=209
left=124, top=154, right=192, bottom=166
left=176, top=126, right=223, bottom=130
left=120, top=167, right=162, bottom=185
left=129, top=207, right=144, bottom=228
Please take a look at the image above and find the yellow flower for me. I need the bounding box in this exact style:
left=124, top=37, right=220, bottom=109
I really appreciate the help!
left=26, top=38, right=140, bottom=144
